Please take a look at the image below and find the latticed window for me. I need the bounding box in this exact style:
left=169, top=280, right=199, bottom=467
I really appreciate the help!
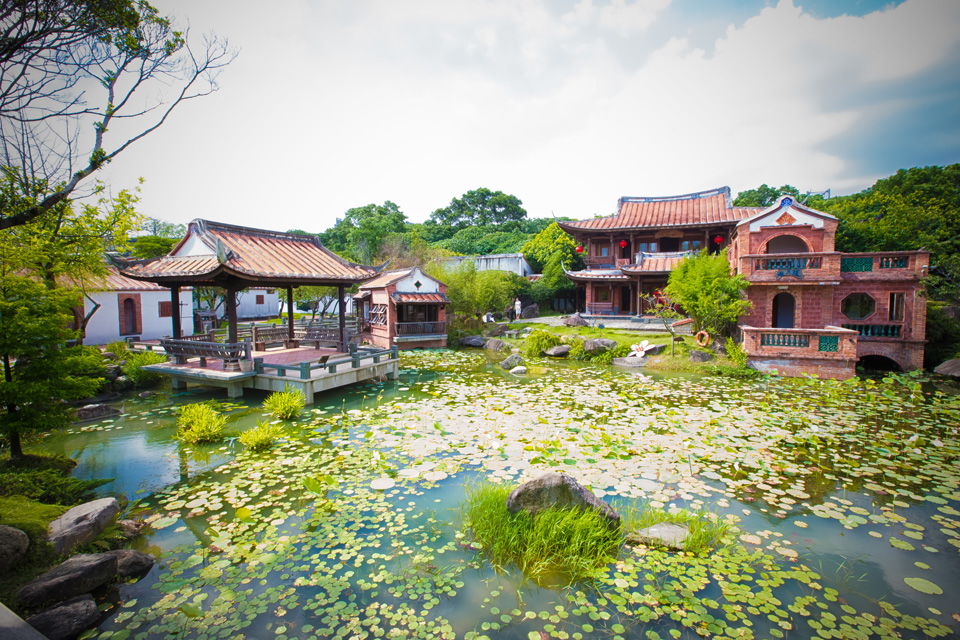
left=370, top=304, right=387, bottom=325
left=841, top=293, right=875, bottom=320
left=840, top=257, right=874, bottom=272
left=818, top=335, right=839, bottom=352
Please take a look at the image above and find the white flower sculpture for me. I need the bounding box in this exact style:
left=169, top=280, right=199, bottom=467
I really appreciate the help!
left=629, top=340, right=652, bottom=357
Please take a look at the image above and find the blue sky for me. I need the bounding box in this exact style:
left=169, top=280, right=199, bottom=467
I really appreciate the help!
left=99, top=0, right=959, bottom=230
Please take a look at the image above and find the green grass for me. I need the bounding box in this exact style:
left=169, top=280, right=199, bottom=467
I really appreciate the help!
left=263, top=386, right=306, bottom=420
left=461, top=481, right=622, bottom=585
left=239, top=420, right=285, bottom=452
left=123, top=350, right=168, bottom=386
left=177, top=402, right=226, bottom=444
left=621, top=502, right=734, bottom=553
left=0, top=496, right=65, bottom=612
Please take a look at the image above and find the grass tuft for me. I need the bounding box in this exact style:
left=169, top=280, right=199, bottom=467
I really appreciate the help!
left=239, top=420, right=285, bottom=452
left=123, top=351, right=167, bottom=386
left=263, top=385, right=305, bottom=420
left=621, top=502, right=734, bottom=553
left=177, top=402, right=226, bottom=444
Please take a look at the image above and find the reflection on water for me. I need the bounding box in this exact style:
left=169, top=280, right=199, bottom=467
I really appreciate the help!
left=37, top=351, right=960, bottom=640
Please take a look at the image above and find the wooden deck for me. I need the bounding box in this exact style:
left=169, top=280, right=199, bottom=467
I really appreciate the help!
left=141, top=344, right=399, bottom=404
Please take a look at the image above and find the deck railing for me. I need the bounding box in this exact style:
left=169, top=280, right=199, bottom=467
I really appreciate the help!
left=254, top=345, right=399, bottom=379
left=753, top=255, right=822, bottom=278
left=395, top=321, right=447, bottom=336
left=740, top=325, right=858, bottom=360
left=840, top=323, right=902, bottom=338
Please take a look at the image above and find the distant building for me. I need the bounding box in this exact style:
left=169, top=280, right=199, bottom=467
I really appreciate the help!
left=441, top=253, right=534, bottom=277
left=561, top=187, right=927, bottom=378
left=78, top=265, right=193, bottom=345
left=355, top=267, right=449, bottom=350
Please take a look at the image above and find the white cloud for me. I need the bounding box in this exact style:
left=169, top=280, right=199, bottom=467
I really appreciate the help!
left=97, top=0, right=960, bottom=232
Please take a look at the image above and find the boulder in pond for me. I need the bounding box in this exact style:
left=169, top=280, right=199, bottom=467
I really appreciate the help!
left=73, top=403, right=119, bottom=423
left=509, top=366, right=527, bottom=375
left=18, top=553, right=118, bottom=608
left=625, top=522, right=689, bottom=551
left=583, top=338, right=616, bottom=354
left=544, top=345, right=570, bottom=358
left=562, top=312, right=589, bottom=327
left=459, top=335, right=485, bottom=348
left=506, top=472, right=619, bottom=529
left=500, top=354, right=525, bottom=370
left=116, top=519, right=143, bottom=539
left=612, top=356, right=647, bottom=368
left=0, top=524, right=29, bottom=572
left=485, top=338, right=510, bottom=353
left=104, top=549, right=155, bottom=578
left=47, top=497, right=120, bottom=555
left=934, top=359, right=960, bottom=378
left=26, top=594, right=99, bottom=640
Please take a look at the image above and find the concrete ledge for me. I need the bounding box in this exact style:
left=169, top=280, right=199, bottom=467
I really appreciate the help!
left=0, top=602, right=48, bottom=640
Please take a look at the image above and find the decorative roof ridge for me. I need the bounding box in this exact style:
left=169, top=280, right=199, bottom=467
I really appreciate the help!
left=192, top=218, right=321, bottom=243
left=617, top=186, right=732, bottom=211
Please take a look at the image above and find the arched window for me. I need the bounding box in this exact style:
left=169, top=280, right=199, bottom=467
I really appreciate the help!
left=772, top=292, right=795, bottom=329
left=766, top=235, right=809, bottom=254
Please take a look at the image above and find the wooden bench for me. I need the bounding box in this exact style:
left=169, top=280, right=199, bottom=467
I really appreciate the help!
left=160, top=338, right=251, bottom=369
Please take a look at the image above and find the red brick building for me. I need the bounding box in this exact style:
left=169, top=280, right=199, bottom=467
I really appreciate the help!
left=561, top=188, right=928, bottom=378
left=354, top=267, right=449, bottom=350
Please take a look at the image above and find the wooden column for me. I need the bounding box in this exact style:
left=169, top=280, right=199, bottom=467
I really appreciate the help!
left=286, top=287, right=295, bottom=340
left=170, top=285, right=182, bottom=338
left=226, top=286, right=238, bottom=344
left=338, top=285, right=346, bottom=352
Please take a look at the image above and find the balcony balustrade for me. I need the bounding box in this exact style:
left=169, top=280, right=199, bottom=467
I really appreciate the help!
left=840, top=323, right=902, bottom=338
left=394, top=321, right=447, bottom=336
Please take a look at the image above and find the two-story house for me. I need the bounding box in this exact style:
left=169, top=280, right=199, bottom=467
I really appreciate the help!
left=560, top=188, right=928, bottom=378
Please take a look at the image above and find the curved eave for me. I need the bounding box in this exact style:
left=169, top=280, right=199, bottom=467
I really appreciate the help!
left=561, top=263, right=630, bottom=282
left=115, top=260, right=381, bottom=288
left=558, top=220, right=742, bottom=234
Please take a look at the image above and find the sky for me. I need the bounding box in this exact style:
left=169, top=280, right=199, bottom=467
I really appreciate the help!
left=96, top=0, right=960, bottom=232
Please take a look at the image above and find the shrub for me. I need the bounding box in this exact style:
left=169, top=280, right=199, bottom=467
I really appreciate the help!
left=664, top=249, right=752, bottom=335
left=924, top=302, right=960, bottom=368
left=123, top=351, right=167, bottom=386
left=522, top=329, right=562, bottom=359
left=462, top=481, right=622, bottom=584
left=568, top=337, right=586, bottom=361
left=263, top=385, right=305, bottom=420
left=592, top=343, right=629, bottom=365
left=177, top=403, right=226, bottom=444
left=726, top=337, right=749, bottom=368
left=0, top=470, right=111, bottom=505
left=239, top=420, right=284, bottom=452
left=0, top=453, right=76, bottom=475
left=105, top=340, right=129, bottom=360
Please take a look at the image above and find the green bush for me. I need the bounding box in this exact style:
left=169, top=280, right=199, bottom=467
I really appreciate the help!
left=105, top=340, right=129, bottom=360
left=568, top=337, right=586, bottom=361
left=263, top=385, right=305, bottom=420
left=925, top=302, right=960, bottom=368
left=123, top=351, right=167, bottom=386
left=726, top=337, right=749, bottom=368
left=664, top=249, right=752, bottom=335
left=522, top=329, right=562, bottom=359
left=0, top=470, right=111, bottom=505
left=462, top=481, right=622, bottom=584
left=592, top=343, right=629, bottom=365
left=177, top=403, right=226, bottom=444
left=239, top=420, right=284, bottom=452
left=0, top=453, right=76, bottom=475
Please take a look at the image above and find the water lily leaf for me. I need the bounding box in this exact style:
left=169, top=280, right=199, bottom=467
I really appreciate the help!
left=179, top=603, right=202, bottom=618
left=903, top=577, right=943, bottom=595
left=235, top=507, right=254, bottom=523
left=371, top=477, right=396, bottom=490
left=151, top=516, right=179, bottom=530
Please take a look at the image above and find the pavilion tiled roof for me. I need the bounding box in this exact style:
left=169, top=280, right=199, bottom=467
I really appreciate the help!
left=561, top=267, right=630, bottom=282
left=391, top=292, right=450, bottom=304
left=116, top=219, right=383, bottom=286
left=621, top=251, right=692, bottom=274
left=559, top=187, right=758, bottom=232
left=63, top=264, right=171, bottom=292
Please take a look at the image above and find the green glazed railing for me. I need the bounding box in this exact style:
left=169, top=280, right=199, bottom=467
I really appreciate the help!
left=841, top=324, right=902, bottom=338
left=840, top=257, right=874, bottom=272
left=879, top=256, right=908, bottom=269
left=755, top=256, right=822, bottom=271
left=818, top=335, right=839, bottom=352
left=760, top=333, right=810, bottom=348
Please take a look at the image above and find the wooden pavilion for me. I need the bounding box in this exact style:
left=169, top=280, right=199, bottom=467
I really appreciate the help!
left=115, top=219, right=385, bottom=371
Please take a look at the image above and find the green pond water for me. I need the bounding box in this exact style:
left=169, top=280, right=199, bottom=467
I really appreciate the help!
left=39, top=350, right=960, bottom=640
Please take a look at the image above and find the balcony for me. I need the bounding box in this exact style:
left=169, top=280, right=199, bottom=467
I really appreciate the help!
left=838, top=251, right=927, bottom=278
left=740, top=252, right=833, bottom=283
left=394, top=321, right=447, bottom=337
left=741, top=250, right=927, bottom=283
left=840, top=323, right=902, bottom=339
left=584, top=256, right=631, bottom=269
left=739, top=325, right=859, bottom=379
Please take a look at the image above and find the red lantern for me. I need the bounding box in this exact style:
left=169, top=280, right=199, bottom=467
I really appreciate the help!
left=619, top=240, right=628, bottom=248
left=575, top=245, right=584, bottom=253
left=713, top=235, right=723, bottom=244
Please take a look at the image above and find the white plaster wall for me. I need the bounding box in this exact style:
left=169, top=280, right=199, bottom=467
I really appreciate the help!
left=396, top=268, right=439, bottom=293
left=174, top=234, right=214, bottom=256
left=237, top=289, right=280, bottom=318
left=83, top=289, right=193, bottom=345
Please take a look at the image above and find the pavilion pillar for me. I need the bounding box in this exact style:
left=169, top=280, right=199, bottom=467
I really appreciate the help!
left=287, top=287, right=295, bottom=340
left=337, top=285, right=347, bottom=352
left=226, top=286, right=238, bottom=344
left=170, top=285, right=182, bottom=339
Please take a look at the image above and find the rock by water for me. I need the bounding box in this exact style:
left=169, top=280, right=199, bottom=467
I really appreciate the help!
left=0, top=524, right=29, bottom=572
left=26, top=594, right=99, bottom=640
left=18, top=553, right=118, bottom=608
left=47, top=498, right=120, bottom=555
left=506, top=472, right=620, bottom=529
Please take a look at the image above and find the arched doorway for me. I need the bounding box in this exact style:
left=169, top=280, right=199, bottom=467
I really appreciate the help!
left=772, top=292, right=795, bottom=328
left=766, top=235, right=809, bottom=254
left=858, top=355, right=902, bottom=372
left=123, top=298, right=137, bottom=335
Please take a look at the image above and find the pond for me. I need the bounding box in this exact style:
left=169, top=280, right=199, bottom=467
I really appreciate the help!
left=39, top=350, right=960, bottom=640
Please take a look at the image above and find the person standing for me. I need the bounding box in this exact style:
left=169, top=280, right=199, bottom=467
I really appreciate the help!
left=514, top=298, right=522, bottom=321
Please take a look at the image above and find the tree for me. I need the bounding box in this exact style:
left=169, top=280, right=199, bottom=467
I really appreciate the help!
left=0, top=1, right=236, bottom=230
left=321, top=201, right=406, bottom=263
left=733, top=184, right=802, bottom=207
left=664, top=249, right=752, bottom=337
left=643, top=291, right=681, bottom=357
left=130, top=235, right=177, bottom=258
left=429, top=188, right=527, bottom=230
left=294, top=285, right=337, bottom=320
left=436, top=225, right=529, bottom=256
left=140, top=217, right=186, bottom=239
left=521, top=222, right=583, bottom=273
left=427, top=260, right=514, bottom=319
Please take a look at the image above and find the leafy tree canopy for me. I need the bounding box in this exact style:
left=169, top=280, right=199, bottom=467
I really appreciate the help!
left=521, top=222, right=583, bottom=273
left=428, top=188, right=527, bottom=230
left=426, top=260, right=517, bottom=318
left=665, top=249, right=752, bottom=336
left=130, top=235, right=177, bottom=259
left=321, top=201, right=407, bottom=264
left=436, top=226, right=529, bottom=256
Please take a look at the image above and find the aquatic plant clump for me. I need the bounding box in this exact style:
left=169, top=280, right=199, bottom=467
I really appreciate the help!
left=263, top=385, right=306, bottom=419
left=123, top=351, right=168, bottom=386
left=522, top=329, right=562, bottom=359
left=238, top=419, right=284, bottom=452
left=176, top=402, right=226, bottom=444
left=462, top=481, right=622, bottom=583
